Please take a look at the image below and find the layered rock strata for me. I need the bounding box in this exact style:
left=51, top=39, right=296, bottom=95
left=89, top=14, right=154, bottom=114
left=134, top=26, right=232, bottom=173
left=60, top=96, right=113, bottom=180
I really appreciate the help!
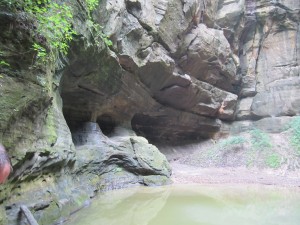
left=0, top=0, right=299, bottom=224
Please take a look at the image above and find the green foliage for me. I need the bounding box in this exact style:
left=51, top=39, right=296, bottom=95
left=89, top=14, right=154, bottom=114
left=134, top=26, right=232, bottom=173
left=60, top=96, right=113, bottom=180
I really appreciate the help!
left=220, top=136, right=246, bottom=148
left=32, top=43, right=47, bottom=60
left=23, top=0, right=76, bottom=61
left=86, top=0, right=99, bottom=11
left=101, top=32, right=113, bottom=46
left=102, top=35, right=113, bottom=46
left=265, top=153, right=281, bottom=169
left=0, top=60, right=10, bottom=67
left=0, top=51, right=10, bottom=67
left=288, top=116, right=300, bottom=155
left=84, top=0, right=113, bottom=47
left=250, top=129, right=272, bottom=150
left=3, top=0, right=111, bottom=62
left=86, top=19, right=113, bottom=47
left=249, top=129, right=279, bottom=168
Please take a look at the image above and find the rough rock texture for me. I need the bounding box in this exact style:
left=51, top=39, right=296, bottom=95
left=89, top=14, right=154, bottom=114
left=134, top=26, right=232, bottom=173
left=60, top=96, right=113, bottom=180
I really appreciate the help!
left=73, top=123, right=171, bottom=187
left=63, top=0, right=240, bottom=145
left=237, top=0, right=300, bottom=120
left=178, top=24, right=239, bottom=92
left=0, top=0, right=300, bottom=224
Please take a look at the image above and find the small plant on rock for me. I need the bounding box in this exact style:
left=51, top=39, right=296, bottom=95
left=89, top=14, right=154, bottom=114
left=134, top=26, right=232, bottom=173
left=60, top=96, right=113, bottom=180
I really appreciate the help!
left=0, top=60, right=10, bottom=67
left=84, top=0, right=113, bottom=47
left=0, top=51, right=10, bottom=68
left=86, top=0, right=99, bottom=11
left=288, top=116, right=300, bottom=155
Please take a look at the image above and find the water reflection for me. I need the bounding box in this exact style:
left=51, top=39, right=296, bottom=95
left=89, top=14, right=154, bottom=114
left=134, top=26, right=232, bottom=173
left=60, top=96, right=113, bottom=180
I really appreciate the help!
left=66, top=186, right=170, bottom=225
left=66, top=185, right=300, bottom=225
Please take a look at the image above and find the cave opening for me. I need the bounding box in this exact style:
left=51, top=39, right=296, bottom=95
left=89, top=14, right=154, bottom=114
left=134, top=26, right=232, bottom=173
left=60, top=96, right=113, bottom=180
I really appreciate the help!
left=131, top=113, right=219, bottom=145
left=97, top=114, right=116, bottom=136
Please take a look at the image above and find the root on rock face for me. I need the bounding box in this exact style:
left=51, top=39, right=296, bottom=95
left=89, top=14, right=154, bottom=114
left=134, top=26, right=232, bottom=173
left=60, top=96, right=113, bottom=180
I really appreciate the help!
left=20, top=205, right=39, bottom=225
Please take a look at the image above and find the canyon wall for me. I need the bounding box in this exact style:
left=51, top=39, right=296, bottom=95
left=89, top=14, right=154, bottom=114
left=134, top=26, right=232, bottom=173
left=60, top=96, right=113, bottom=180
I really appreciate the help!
left=0, top=0, right=299, bottom=224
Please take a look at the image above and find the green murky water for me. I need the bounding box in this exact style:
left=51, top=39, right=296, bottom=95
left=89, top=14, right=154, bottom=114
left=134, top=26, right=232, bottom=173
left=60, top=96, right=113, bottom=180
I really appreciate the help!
left=65, top=185, right=300, bottom=225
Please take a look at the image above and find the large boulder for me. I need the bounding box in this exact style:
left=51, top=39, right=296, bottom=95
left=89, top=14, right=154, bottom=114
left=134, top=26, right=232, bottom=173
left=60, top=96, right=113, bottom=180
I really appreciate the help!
left=178, top=24, right=240, bottom=92
left=74, top=123, right=172, bottom=187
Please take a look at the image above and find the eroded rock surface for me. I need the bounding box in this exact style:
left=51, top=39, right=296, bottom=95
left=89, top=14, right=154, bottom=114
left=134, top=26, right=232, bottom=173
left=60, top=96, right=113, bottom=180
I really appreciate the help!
left=237, top=0, right=300, bottom=120
left=73, top=123, right=171, bottom=184
left=0, top=0, right=300, bottom=224
left=61, top=0, right=240, bottom=145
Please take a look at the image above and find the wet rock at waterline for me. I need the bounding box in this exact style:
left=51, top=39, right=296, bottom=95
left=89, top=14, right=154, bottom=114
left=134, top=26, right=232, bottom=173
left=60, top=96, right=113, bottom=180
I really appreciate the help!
left=3, top=123, right=171, bottom=225
left=73, top=123, right=171, bottom=188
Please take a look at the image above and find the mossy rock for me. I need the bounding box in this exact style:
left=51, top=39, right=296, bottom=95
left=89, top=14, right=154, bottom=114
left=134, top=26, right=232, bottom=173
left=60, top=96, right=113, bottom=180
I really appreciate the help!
left=0, top=205, right=8, bottom=225
left=0, top=75, right=46, bottom=134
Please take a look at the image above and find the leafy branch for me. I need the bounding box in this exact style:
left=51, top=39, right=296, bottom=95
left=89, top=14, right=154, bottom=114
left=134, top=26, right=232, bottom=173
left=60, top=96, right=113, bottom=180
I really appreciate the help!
left=2, top=0, right=112, bottom=64
left=23, top=0, right=76, bottom=62
left=0, top=60, right=10, bottom=67
left=84, top=0, right=113, bottom=47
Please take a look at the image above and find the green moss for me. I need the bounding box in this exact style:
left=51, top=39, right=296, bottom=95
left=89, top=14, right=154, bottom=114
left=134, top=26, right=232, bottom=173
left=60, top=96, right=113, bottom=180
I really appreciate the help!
left=36, top=200, right=61, bottom=225
left=44, top=107, right=58, bottom=146
left=143, top=175, right=171, bottom=186
left=73, top=193, right=90, bottom=208
left=0, top=205, right=8, bottom=225
left=89, top=175, right=102, bottom=187
left=0, top=75, right=47, bottom=149
left=0, top=77, right=33, bottom=127
left=246, top=151, right=255, bottom=167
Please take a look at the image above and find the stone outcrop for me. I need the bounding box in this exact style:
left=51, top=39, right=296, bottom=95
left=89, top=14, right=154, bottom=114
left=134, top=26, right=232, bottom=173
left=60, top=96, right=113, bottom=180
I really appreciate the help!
left=61, top=0, right=240, bottom=145
left=73, top=123, right=171, bottom=187
left=237, top=0, right=300, bottom=120
left=178, top=24, right=239, bottom=92
left=0, top=0, right=299, bottom=224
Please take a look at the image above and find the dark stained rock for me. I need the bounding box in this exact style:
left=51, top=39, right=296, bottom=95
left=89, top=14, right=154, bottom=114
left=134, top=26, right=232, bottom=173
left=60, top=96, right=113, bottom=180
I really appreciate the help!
left=131, top=109, right=221, bottom=143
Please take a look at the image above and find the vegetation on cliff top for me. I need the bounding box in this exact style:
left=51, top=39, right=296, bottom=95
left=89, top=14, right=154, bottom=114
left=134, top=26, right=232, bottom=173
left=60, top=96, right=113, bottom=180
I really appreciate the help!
left=0, top=0, right=111, bottom=65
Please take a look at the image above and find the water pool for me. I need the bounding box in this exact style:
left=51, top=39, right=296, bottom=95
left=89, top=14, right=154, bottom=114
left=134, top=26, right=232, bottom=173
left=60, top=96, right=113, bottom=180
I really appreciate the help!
left=65, top=184, right=300, bottom=225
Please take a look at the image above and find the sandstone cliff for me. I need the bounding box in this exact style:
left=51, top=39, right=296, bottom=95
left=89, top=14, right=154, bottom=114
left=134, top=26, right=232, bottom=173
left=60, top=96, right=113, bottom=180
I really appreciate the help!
left=0, top=0, right=299, bottom=224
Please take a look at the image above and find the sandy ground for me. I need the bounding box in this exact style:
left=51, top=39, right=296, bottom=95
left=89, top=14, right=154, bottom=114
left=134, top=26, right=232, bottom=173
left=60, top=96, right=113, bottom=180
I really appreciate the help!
left=171, top=161, right=300, bottom=187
